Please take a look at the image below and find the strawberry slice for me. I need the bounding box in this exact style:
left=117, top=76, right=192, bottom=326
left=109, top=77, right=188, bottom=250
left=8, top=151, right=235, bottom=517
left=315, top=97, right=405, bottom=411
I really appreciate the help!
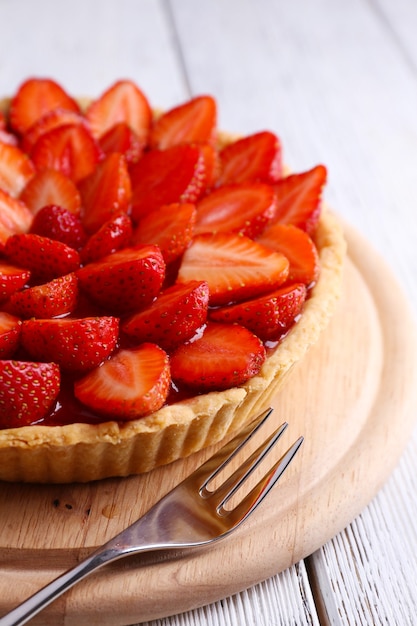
left=129, top=144, right=206, bottom=222
left=122, top=280, right=209, bottom=351
left=19, top=169, right=82, bottom=215
left=271, top=165, right=327, bottom=235
left=0, top=110, right=6, bottom=130
left=0, top=142, right=35, bottom=197
left=170, top=322, right=266, bottom=391
left=74, top=343, right=171, bottom=420
left=80, top=213, right=133, bottom=264
left=76, top=245, right=165, bottom=313
left=8, top=272, right=78, bottom=319
left=0, top=129, right=18, bottom=146
left=9, top=77, right=80, bottom=135
left=21, top=108, right=86, bottom=153
left=0, top=262, right=31, bottom=302
left=194, top=183, right=276, bottom=238
left=85, top=79, right=152, bottom=142
left=0, top=360, right=60, bottom=428
left=21, top=316, right=119, bottom=373
left=131, top=202, right=196, bottom=265
left=0, top=189, right=33, bottom=249
left=150, top=95, right=217, bottom=150
left=0, top=312, right=22, bottom=359
left=78, top=152, right=132, bottom=234
left=217, top=131, right=282, bottom=186
left=98, top=122, right=144, bottom=163
left=257, top=223, right=320, bottom=286
left=30, top=204, right=87, bottom=250
left=177, top=232, right=289, bottom=306
left=4, top=233, right=81, bottom=280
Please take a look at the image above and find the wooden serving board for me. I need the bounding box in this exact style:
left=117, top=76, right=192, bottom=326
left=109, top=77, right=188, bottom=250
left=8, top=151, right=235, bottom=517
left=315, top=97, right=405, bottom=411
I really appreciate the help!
left=1, top=223, right=417, bottom=626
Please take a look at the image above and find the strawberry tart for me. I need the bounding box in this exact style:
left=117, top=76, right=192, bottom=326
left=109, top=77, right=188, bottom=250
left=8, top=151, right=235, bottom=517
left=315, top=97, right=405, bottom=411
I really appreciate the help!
left=0, top=78, right=346, bottom=482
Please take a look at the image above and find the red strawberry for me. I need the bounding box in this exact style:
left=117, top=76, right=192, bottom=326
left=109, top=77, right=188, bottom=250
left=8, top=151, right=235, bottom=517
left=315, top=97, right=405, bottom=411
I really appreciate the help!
left=85, top=80, right=152, bottom=143
left=8, top=272, right=78, bottom=318
left=170, top=322, right=266, bottom=391
left=0, top=189, right=33, bottom=249
left=129, top=144, right=206, bottom=222
left=0, top=110, right=6, bottom=130
left=0, top=262, right=30, bottom=302
left=150, top=95, right=217, bottom=150
left=177, top=232, right=289, bottom=306
left=30, top=123, right=102, bottom=183
left=210, top=283, right=307, bottom=342
left=76, top=245, right=165, bottom=313
left=4, top=233, right=81, bottom=280
left=0, top=142, right=35, bottom=197
left=9, top=77, right=80, bottom=135
left=131, top=202, right=196, bottom=265
left=257, top=223, right=320, bottom=286
left=80, top=213, right=133, bottom=264
left=98, top=122, right=144, bottom=163
left=270, top=165, right=327, bottom=235
left=0, top=360, right=60, bottom=427
left=0, top=312, right=22, bottom=358
left=78, top=152, right=132, bottom=234
left=20, top=169, right=82, bottom=215
left=30, top=204, right=87, bottom=249
left=122, top=280, right=209, bottom=351
left=74, top=343, right=170, bottom=420
left=21, top=316, right=119, bottom=373
left=0, top=129, right=18, bottom=146
left=21, top=108, right=86, bottom=153
left=217, top=131, right=282, bottom=186
left=198, top=142, right=219, bottom=189
left=194, top=183, right=276, bottom=238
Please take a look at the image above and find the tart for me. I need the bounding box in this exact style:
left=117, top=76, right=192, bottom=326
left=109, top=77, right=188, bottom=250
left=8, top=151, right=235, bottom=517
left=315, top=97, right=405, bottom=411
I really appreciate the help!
left=0, top=79, right=346, bottom=483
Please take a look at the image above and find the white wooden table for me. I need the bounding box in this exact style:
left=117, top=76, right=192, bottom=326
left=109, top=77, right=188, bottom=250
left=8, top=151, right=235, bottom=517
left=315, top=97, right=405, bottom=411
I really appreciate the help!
left=1, top=0, right=416, bottom=624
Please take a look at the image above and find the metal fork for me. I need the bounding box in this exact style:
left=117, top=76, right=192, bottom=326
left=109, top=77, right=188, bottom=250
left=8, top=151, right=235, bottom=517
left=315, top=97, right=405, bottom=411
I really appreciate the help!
left=0, top=407, right=303, bottom=626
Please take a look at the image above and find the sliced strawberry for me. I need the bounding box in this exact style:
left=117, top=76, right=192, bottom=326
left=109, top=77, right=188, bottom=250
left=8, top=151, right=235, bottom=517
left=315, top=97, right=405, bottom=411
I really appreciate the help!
left=21, top=316, right=119, bottom=373
left=122, top=280, right=209, bottom=351
left=177, top=232, right=289, bottom=306
left=194, top=183, right=276, bottom=238
left=0, top=312, right=22, bottom=358
left=217, top=131, right=282, bottom=186
left=98, top=122, right=144, bottom=163
left=8, top=272, right=78, bottom=318
left=79, top=152, right=131, bottom=234
left=150, top=95, right=217, bottom=150
left=4, top=233, right=81, bottom=280
left=0, top=110, right=6, bottom=130
left=30, top=204, right=87, bottom=249
left=20, top=168, right=82, bottom=215
left=270, top=165, right=327, bottom=235
left=80, top=213, right=133, bottom=264
left=131, top=202, right=196, bottom=265
left=0, top=142, right=35, bottom=196
left=74, top=343, right=170, bottom=420
left=30, top=123, right=102, bottom=183
left=76, top=245, right=165, bottom=313
left=129, top=144, right=206, bottom=222
left=0, top=360, right=60, bottom=428
left=257, top=223, right=320, bottom=286
left=21, top=108, right=86, bottom=153
left=9, top=77, right=80, bottom=135
left=0, top=129, right=18, bottom=146
left=198, top=142, right=219, bottom=189
left=0, top=189, right=33, bottom=249
left=0, top=262, right=30, bottom=302
left=85, top=80, right=152, bottom=143
left=170, top=322, right=266, bottom=391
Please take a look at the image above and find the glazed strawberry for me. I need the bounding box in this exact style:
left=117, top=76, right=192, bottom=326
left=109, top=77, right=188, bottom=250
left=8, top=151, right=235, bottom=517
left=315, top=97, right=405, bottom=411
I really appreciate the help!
left=0, top=142, right=35, bottom=197
left=270, top=165, right=327, bottom=235
left=8, top=273, right=78, bottom=319
left=198, top=142, right=219, bottom=189
left=0, top=312, right=22, bottom=358
left=150, top=95, right=217, bottom=150
left=74, top=343, right=171, bottom=420
left=0, top=110, right=6, bottom=130
left=98, top=122, right=144, bottom=163
left=0, top=189, right=33, bottom=249
left=122, top=280, right=209, bottom=351
left=0, top=129, right=18, bottom=146
left=217, top=131, right=282, bottom=186
left=177, top=232, right=289, bottom=306
left=129, top=144, right=206, bottom=222
left=21, top=316, right=119, bottom=373
left=257, top=223, right=320, bottom=285
left=30, top=205, right=87, bottom=250
left=0, top=360, right=60, bottom=428
left=85, top=79, right=152, bottom=143
left=4, top=233, right=81, bottom=280
left=76, top=245, right=165, bottom=313
left=0, top=262, right=30, bottom=302
left=210, top=283, right=307, bottom=342
left=131, top=202, right=196, bottom=265
left=170, top=322, right=266, bottom=391
left=19, top=169, right=82, bottom=215
left=80, top=213, right=133, bottom=264
left=79, top=152, right=131, bottom=234
left=21, top=108, right=86, bottom=153
left=194, top=183, right=276, bottom=238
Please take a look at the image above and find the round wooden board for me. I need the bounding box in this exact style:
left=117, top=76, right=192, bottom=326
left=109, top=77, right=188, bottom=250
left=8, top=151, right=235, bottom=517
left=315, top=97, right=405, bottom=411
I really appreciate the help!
left=1, top=223, right=417, bottom=626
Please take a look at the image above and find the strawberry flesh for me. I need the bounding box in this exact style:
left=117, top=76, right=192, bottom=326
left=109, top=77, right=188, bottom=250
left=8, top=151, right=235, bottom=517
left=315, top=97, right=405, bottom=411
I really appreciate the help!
left=0, top=189, right=33, bottom=249
left=217, top=131, right=282, bottom=186
left=0, top=142, right=35, bottom=197
left=20, top=168, right=82, bottom=216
